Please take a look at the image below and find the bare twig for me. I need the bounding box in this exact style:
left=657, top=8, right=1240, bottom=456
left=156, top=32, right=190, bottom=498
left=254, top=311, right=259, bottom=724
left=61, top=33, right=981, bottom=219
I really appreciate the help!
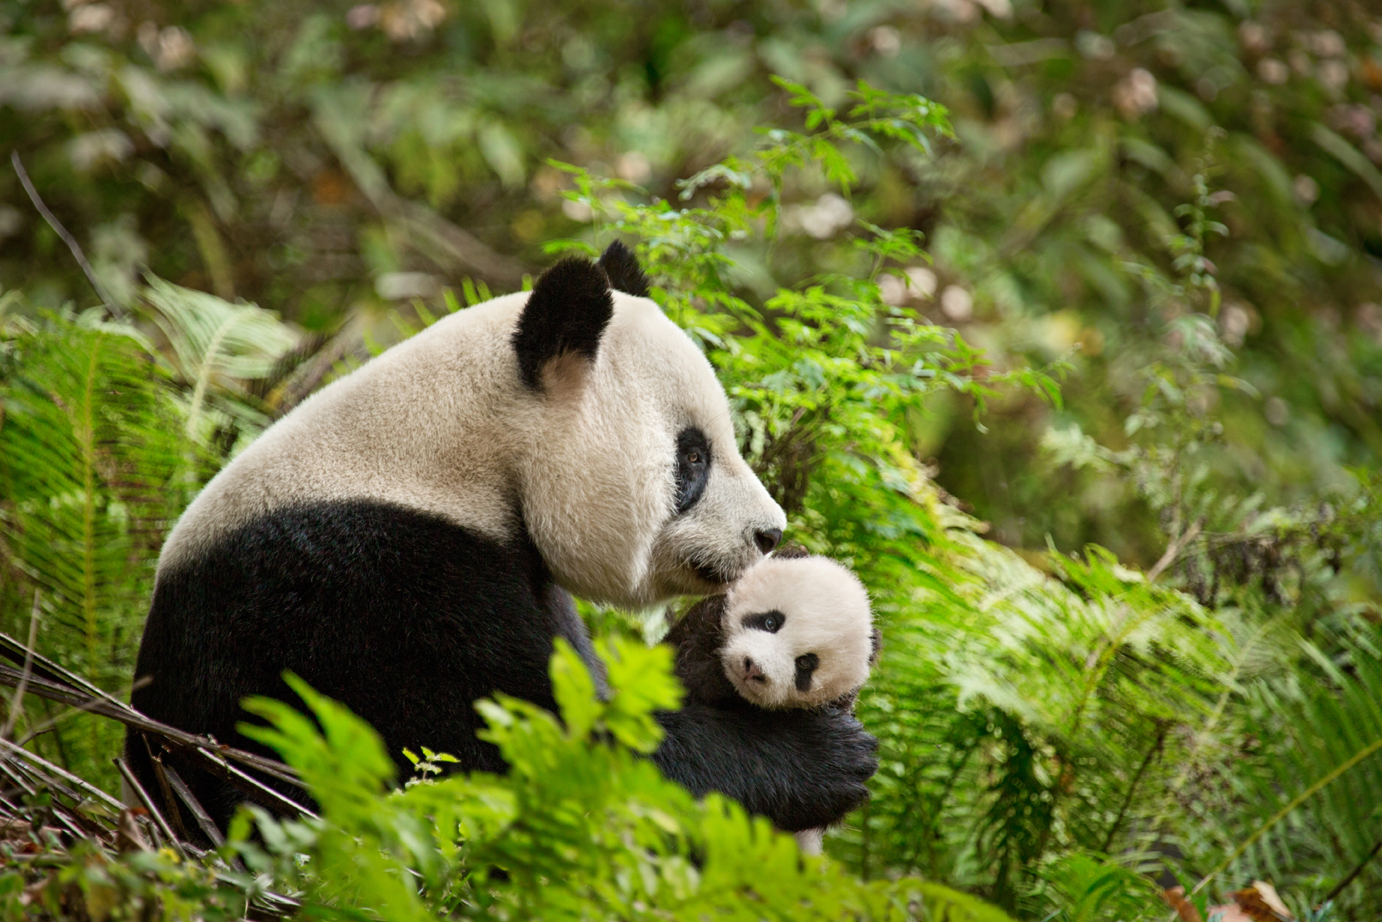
left=198, top=746, right=318, bottom=819
left=10, top=152, right=120, bottom=315
left=0, top=736, right=125, bottom=813
left=16, top=676, right=151, bottom=749
left=1147, top=519, right=1204, bottom=584
left=0, top=661, right=302, bottom=788
left=1322, top=833, right=1382, bottom=904
left=163, top=761, right=229, bottom=850
left=1101, top=721, right=1168, bottom=853
left=115, top=755, right=186, bottom=858
left=1, top=592, right=41, bottom=741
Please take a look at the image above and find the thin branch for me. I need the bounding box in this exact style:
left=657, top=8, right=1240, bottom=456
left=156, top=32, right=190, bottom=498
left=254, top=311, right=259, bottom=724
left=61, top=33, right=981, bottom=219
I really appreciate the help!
left=1322, top=833, right=1382, bottom=904
left=0, top=736, right=125, bottom=813
left=1, top=592, right=41, bottom=740
left=146, top=744, right=193, bottom=842
left=1101, top=721, right=1168, bottom=853
left=1148, top=518, right=1204, bottom=584
left=114, top=755, right=186, bottom=858
left=10, top=151, right=120, bottom=315
left=0, top=661, right=302, bottom=788
left=16, top=676, right=151, bottom=748
left=163, top=761, right=229, bottom=850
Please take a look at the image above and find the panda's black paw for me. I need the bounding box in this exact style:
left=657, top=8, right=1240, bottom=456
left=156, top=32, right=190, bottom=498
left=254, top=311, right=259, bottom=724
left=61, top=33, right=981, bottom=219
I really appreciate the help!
left=792, top=708, right=878, bottom=825
left=651, top=700, right=879, bottom=833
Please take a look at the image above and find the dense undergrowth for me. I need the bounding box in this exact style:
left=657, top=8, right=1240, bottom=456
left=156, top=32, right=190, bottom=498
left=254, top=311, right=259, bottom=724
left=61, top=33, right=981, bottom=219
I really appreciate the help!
left=4, top=0, right=1382, bottom=918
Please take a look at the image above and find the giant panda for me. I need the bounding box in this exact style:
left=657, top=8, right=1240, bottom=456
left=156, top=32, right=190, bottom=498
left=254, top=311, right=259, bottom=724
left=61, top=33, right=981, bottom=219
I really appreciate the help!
left=127, top=243, right=877, bottom=836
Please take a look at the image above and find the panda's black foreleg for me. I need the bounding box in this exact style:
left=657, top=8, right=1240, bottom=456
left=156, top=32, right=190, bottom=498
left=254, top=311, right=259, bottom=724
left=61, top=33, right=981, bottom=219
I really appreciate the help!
left=651, top=700, right=877, bottom=832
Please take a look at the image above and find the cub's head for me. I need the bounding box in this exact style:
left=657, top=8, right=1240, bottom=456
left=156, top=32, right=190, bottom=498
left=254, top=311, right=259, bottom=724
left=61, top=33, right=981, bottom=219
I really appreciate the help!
left=514, top=243, right=786, bottom=609
left=718, top=553, right=875, bottom=709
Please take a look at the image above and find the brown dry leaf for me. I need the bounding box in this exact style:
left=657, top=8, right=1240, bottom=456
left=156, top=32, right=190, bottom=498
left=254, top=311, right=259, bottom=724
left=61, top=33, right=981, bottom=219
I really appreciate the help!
left=1227, top=881, right=1294, bottom=921
left=115, top=808, right=152, bottom=854
left=1161, top=886, right=1205, bottom=922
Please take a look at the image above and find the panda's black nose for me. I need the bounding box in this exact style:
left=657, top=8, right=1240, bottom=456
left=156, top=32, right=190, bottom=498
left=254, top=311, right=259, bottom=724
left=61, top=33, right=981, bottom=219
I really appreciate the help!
left=754, top=528, right=782, bottom=555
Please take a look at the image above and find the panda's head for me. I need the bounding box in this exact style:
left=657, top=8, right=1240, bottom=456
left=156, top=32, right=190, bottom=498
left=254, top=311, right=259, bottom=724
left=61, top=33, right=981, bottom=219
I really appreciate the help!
left=513, top=243, right=786, bottom=608
left=717, top=554, right=874, bottom=709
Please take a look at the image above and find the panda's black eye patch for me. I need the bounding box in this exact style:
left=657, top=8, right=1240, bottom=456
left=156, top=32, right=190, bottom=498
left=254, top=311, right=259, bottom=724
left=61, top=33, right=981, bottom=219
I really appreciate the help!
left=674, top=427, right=711, bottom=514
left=794, top=653, right=819, bottom=692
left=743, top=610, right=784, bottom=633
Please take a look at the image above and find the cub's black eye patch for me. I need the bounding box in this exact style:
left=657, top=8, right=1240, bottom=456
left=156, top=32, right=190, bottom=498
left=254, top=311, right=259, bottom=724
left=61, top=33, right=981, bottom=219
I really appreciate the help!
left=794, top=653, right=819, bottom=692
left=742, top=610, right=784, bottom=633
left=674, top=427, right=711, bottom=514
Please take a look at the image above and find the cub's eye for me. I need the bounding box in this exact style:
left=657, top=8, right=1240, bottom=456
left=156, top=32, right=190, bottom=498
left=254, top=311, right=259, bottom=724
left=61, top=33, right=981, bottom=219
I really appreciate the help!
left=795, top=653, right=818, bottom=671
left=743, top=610, right=785, bottom=633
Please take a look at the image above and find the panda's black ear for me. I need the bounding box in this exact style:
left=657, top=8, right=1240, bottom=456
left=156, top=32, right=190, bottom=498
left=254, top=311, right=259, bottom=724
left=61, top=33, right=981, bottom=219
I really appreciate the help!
left=597, top=240, right=650, bottom=298
left=514, top=257, right=614, bottom=390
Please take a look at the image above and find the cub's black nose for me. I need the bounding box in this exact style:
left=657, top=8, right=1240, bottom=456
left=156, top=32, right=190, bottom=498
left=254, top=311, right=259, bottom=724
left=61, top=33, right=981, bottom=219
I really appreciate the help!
left=754, top=528, right=782, bottom=555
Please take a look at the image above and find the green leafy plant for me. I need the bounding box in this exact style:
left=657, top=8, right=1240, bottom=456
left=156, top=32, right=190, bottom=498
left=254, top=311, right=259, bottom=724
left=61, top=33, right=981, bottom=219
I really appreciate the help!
left=222, top=640, right=1015, bottom=922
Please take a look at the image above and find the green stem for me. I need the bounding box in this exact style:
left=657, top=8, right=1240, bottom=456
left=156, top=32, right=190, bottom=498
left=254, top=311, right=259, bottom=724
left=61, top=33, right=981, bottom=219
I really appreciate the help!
left=80, top=342, right=99, bottom=681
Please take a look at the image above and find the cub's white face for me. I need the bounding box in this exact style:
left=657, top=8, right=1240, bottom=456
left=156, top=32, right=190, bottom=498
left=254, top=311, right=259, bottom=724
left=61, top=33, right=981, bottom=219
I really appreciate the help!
left=718, top=556, right=873, bottom=709
left=517, top=294, right=786, bottom=609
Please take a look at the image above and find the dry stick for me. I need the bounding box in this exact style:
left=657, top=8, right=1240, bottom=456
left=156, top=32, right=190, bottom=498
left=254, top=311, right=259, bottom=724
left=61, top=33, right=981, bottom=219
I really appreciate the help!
left=0, top=660, right=302, bottom=788
left=1, top=592, right=41, bottom=741
left=115, top=756, right=186, bottom=858
left=1147, top=519, right=1204, bottom=584
left=0, top=759, right=36, bottom=797
left=146, top=744, right=193, bottom=842
left=163, top=761, right=228, bottom=849
left=16, top=676, right=152, bottom=749
left=199, top=747, right=317, bottom=819
left=0, top=736, right=125, bottom=813
left=0, top=656, right=314, bottom=820
left=0, top=629, right=124, bottom=705
left=9, top=152, right=119, bottom=315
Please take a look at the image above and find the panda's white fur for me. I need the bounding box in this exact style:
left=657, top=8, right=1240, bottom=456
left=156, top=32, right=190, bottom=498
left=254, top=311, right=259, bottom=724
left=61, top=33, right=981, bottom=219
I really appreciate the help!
left=718, top=555, right=874, bottom=710
left=161, top=290, right=784, bottom=608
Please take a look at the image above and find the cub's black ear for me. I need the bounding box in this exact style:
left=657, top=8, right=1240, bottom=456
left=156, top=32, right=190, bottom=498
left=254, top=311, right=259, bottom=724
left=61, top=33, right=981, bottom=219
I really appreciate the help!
left=869, top=626, right=884, bottom=666
left=597, top=240, right=650, bottom=298
left=514, top=256, right=614, bottom=390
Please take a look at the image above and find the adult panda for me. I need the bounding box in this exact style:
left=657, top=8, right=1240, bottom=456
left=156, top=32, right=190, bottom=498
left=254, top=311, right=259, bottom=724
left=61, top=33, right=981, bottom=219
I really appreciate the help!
left=128, top=243, right=877, bottom=835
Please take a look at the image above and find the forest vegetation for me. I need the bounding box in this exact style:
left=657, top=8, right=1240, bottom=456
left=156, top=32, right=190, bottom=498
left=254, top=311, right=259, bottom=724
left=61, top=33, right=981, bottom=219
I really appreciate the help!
left=2, top=0, right=1382, bottom=918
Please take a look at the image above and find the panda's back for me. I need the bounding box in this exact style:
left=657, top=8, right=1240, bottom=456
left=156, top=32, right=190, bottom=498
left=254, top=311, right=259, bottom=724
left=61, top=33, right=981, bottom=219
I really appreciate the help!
left=159, top=292, right=532, bottom=574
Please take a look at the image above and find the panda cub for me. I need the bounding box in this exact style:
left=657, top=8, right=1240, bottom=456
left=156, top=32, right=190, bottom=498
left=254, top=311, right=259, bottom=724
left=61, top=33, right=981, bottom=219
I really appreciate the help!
left=663, top=547, right=880, bottom=854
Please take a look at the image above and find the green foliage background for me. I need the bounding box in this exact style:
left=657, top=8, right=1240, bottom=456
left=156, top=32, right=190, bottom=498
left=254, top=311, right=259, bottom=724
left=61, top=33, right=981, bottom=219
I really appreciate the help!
left=3, top=0, right=1382, bottom=918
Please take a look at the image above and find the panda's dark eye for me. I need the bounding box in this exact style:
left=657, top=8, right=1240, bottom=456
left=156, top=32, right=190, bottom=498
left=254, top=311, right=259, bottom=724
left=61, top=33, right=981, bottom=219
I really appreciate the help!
left=794, top=653, right=819, bottom=692
left=743, top=610, right=784, bottom=633
left=674, top=427, right=712, bottom=514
